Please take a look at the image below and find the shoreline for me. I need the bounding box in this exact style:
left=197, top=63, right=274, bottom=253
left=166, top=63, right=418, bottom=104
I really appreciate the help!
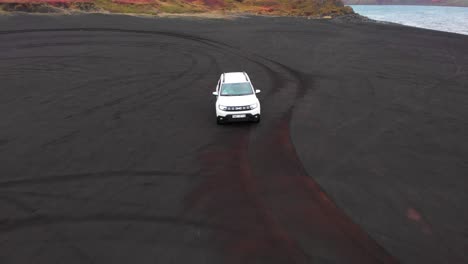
left=2, top=9, right=461, bottom=37
left=0, top=6, right=388, bottom=24
left=2, top=7, right=467, bottom=37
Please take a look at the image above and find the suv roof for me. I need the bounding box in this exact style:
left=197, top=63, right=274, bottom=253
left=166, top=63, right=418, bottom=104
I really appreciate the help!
left=222, top=72, right=249, bottom=84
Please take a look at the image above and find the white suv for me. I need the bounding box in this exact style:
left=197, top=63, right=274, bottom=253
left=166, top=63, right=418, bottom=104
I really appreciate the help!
left=212, top=72, right=261, bottom=124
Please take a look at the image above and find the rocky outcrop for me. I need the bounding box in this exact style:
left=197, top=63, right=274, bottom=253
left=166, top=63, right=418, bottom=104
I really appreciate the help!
left=342, top=0, right=468, bottom=7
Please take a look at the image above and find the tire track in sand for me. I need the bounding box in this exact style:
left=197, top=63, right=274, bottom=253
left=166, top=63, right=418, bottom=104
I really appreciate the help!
left=181, top=39, right=399, bottom=263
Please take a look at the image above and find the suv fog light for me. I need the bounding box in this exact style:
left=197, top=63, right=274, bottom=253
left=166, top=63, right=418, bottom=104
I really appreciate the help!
left=219, top=105, right=228, bottom=111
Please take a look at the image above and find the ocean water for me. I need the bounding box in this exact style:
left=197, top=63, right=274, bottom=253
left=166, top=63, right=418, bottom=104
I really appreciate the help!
left=350, top=5, right=468, bottom=35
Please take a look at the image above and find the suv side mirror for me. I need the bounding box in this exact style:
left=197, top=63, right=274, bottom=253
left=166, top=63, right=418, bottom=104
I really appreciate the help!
left=255, top=89, right=261, bottom=94
left=212, top=91, right=218, bottom=96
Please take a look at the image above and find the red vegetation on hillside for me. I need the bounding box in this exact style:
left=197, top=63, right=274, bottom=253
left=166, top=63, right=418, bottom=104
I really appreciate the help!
left=202, top=0, right=224, bottom=7
left=0, top=0, right=353, bottom=15
left=111, top=0, right=153, bottom=4
left=0, top=0, right=91, bottom=2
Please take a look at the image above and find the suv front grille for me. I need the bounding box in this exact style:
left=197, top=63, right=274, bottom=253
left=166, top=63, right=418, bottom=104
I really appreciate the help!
left=226, top=105, right=251, bottom=111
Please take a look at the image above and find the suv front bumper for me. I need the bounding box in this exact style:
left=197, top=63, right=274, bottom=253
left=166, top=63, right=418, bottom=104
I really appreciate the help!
left=217, top=113, right=260, bottom=123
left=216, top=107, right=260, bottom=123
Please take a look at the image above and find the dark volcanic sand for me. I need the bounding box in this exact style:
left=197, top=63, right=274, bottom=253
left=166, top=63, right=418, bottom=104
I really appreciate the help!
left=0, top=14, right=467, bottom=264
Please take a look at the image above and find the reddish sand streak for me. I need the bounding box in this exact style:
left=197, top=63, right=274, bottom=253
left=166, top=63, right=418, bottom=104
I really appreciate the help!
left=407, top=208, right=432, bottom=234
left=187, top=114, right=398, bottom=263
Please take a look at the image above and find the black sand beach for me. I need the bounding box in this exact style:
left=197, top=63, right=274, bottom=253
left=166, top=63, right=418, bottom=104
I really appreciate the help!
left=0, top=14, right=467, bottom=264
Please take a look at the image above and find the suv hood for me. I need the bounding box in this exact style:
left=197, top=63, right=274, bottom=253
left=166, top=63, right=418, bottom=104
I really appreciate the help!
left=217, top=95, right=258, bottom=106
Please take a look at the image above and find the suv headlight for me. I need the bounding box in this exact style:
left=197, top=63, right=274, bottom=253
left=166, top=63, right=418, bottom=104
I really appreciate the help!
left=249, top=103, right=258, bottom=109
left=218, top=105, right=228, bottom=111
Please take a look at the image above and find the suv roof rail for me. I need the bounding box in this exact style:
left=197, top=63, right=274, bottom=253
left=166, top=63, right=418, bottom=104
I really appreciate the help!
left=222, top=73, right=225, bottom=83
left=243, top=72, right=249, bottom=81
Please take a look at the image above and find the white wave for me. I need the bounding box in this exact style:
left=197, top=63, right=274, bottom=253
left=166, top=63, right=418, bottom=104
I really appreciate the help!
left=350, top=5, right=468, bottom=35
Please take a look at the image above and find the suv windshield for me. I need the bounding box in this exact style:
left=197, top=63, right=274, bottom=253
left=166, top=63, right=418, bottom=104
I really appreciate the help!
left=220, top=82, right=253, bottom=96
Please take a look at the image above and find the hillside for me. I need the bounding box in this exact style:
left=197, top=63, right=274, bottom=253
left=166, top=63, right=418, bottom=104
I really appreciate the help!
left=0, top=0, right=354, bottom=16
left=342, top=0, right=468, bottom=7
